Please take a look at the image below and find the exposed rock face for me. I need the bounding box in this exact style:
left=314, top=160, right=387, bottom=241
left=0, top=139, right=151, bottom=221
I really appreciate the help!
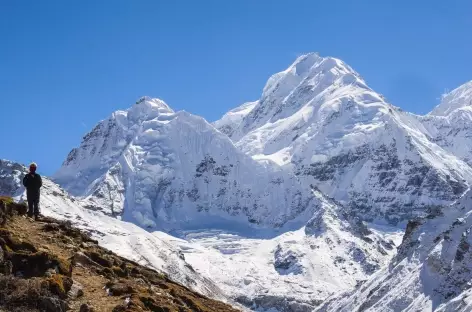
left=235, top=294, right=319, bottom=312
left=274, top=244, right=303, bottom=275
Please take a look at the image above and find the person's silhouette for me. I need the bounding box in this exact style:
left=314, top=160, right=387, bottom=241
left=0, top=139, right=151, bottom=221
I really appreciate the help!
left=22, top=162, right=42, bottom=220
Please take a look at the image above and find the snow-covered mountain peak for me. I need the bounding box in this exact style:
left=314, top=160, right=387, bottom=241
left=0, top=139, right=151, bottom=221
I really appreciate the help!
left=266, top=52, right=359, bottom=84
left=57, top=54, right=472, bottom=231
left=261, top=53, right=321, bottom=95
left=429, top=81, right=472, bottom=116
left=129, top=96, right=174, bottom=119
left=55, top=95, right=330, bottom=230
left=220, top=52, right=376, bottom=145
left=59, top=96, right=175, bottom=165
left=212, top=54, right=359, bottom=138
left=263, top=53, right=365, bottom=94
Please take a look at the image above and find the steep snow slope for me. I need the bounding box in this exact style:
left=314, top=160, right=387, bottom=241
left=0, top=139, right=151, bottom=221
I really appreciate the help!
left=54, top=97, right=325, bottom=231
left=316, top=188, right=472, bottom=312
left=219, top=53, right=472, bottom=225
left=0, top=159, right=228, bottom=301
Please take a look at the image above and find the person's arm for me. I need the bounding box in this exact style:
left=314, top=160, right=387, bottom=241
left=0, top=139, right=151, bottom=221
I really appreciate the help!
left=39, top=175, right=43, bottom=188
left=23, top=174, right=29, bottom=187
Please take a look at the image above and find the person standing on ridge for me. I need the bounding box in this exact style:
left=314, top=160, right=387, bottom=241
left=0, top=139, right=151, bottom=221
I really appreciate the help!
left=22, top=162, right=42, bottom=220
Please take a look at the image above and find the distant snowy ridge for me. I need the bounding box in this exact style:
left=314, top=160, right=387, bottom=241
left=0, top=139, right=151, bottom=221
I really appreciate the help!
left=429, top=81, right=472, bottom=116
left=213, top=100, right=258, bottom=137
left=418, top=81, right=472, bottom=166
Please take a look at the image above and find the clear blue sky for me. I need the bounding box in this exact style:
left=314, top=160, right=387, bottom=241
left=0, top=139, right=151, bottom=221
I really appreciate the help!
left=1, top=0, right=471, bottom=175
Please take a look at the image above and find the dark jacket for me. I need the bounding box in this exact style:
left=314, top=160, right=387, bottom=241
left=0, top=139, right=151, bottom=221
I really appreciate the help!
left=23, top=173, right=42, bottom=199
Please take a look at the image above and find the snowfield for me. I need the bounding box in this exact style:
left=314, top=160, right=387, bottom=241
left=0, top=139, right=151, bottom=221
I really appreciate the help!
left=3, top=52, right=472, bottom=311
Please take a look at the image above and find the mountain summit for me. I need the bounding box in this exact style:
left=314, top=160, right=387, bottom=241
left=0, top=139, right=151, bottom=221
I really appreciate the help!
left=220, top=52, right=371, bottom=146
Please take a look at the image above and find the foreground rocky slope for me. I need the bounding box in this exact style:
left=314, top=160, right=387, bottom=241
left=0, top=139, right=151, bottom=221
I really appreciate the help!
left=0, top=159, right=228, bottom=302
left=0, top=197, right=239, bottom=312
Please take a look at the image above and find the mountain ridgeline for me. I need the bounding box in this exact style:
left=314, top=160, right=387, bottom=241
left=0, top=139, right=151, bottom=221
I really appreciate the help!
left=55, top=53, right=472, bottom=230
left=21, top=52, right=472, bottom=311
